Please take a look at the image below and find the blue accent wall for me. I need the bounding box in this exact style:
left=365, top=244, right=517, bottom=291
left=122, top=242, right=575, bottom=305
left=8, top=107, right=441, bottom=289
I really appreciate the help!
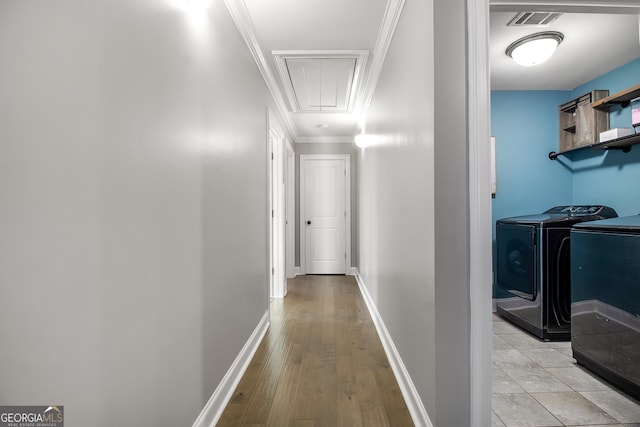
left=572, top=58, right=640, bottom=129
left=492, top=58, right=640, bottom=220
left=491, top=91, right=573, bottom=233
left=570, top=58, right=640, bottom=216
left=491, top=58, right=640, bottom=297
left=491, top=91, right=573, bottom=297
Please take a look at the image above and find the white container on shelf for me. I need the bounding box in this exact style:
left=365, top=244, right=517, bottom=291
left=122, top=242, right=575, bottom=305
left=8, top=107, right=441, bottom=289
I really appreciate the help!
left=599, top=127, right=633, bottom=142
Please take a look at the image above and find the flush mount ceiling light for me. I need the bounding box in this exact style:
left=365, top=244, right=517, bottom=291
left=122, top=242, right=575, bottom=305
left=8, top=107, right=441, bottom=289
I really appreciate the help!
left=506, top=31, right=564, bottom=66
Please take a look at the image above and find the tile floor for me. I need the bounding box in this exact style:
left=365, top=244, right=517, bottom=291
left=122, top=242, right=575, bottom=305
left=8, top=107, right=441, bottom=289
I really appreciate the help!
left=492, top=313, right=640, bottom=427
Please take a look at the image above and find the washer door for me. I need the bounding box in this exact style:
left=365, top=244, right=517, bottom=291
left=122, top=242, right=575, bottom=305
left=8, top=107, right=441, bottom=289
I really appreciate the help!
left=496, top=222, right=537, bottom=301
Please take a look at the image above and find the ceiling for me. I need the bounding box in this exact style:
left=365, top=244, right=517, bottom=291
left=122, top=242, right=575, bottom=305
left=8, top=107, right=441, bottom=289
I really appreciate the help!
left=491, top=12, right=640, bottom=90
left=235, top=0, right=640, bottom=143
left=239, top=0, right=390, bottom=143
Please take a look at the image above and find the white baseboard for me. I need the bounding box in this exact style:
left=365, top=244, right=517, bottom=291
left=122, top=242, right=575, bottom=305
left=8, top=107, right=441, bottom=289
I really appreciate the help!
left=192, top=310, right=270, bottom=427
left=292, top=266, right=356, bottom=276
left=353, top=269, right=433, bottom=427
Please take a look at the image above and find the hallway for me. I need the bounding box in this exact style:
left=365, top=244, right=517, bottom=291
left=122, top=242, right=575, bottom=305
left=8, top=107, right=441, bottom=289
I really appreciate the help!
left=0, top=0, right=487, bottom=424
left=217, top=275, right=413, bottom=426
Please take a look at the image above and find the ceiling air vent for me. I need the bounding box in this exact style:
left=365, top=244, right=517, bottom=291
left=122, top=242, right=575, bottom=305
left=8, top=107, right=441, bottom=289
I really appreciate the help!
left=507, top=12, right=562, bottom=27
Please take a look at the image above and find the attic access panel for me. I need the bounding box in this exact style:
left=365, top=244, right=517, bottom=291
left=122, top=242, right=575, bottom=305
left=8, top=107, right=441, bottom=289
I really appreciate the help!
left=273, top=50, right=369, bottom=113
left=286, top=57, right=355, bottom=112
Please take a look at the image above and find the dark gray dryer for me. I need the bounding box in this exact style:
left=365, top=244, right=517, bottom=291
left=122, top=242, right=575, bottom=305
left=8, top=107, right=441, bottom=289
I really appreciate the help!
left=571, top=214, right=640, bottom=401
left=495, top=205, right=618, bottom=341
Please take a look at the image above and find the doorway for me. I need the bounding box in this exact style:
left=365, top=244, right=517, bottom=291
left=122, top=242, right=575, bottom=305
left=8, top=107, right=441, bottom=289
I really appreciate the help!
left=299, top=154, right=351, bottom=275
left=491, top=1, right=640, bottom=424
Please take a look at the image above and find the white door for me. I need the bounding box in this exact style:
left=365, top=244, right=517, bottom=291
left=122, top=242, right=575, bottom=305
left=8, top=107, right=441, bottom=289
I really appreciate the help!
left=302, top=157, right=347, bottom=274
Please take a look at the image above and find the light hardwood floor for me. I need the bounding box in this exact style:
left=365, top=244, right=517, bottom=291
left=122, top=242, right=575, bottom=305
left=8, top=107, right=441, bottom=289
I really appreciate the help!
left=217, top=274, right=414, bottom=427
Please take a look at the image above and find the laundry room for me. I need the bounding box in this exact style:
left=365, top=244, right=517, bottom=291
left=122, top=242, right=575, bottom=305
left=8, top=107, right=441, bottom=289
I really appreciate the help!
left=490, top=9, right=640, bottom=425
left=491, top=15, right=640, bottom=230
left=491, top=12, right=640, bottom=321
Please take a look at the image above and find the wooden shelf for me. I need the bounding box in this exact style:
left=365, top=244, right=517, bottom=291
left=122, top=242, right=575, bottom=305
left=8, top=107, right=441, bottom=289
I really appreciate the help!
left=558, top=90, right=609, bottom=152
left=591, top=84, right=640, bottom=110
left=549, top=132, right=640, bottom=160
left=552, top=84, right=640, bottom=160
left=593, top=132, right=640, bottom=151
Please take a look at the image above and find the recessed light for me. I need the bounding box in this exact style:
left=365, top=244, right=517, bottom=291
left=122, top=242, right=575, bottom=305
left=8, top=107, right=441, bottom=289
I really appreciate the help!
left=316, top=124, right=329, bottom=128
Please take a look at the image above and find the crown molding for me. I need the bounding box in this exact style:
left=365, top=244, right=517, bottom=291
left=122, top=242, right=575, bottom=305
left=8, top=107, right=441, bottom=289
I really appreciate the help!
left=489, top=0, right=640, bottom=13
left=224, top=0, right=407, bottom=141
left=223, top=0, right=298, bottom=139
left=295, top=136, right=355, bottom=144
left=358, top=0, right=406, bottom=115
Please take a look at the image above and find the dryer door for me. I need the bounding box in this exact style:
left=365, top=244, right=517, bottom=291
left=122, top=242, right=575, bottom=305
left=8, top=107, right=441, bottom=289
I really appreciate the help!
left=496, top=222, right=537, bottom=301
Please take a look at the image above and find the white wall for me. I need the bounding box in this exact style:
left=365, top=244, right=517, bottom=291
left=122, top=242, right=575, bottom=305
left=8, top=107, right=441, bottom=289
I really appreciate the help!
left=433, top=0, right=473, bottom=424
left=357, top=0, right=479, bottom=424
left=0, top=1, right=281, bottom=425
left=357, top=0, right=437, bottom=418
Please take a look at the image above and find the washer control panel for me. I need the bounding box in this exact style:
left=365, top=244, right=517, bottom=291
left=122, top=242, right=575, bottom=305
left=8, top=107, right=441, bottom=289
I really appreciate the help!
left=545, top=205, right=618, bottom=217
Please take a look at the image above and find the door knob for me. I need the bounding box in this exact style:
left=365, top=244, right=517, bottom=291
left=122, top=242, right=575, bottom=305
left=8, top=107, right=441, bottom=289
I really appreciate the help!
left=306, top=220, right=312, bottom=225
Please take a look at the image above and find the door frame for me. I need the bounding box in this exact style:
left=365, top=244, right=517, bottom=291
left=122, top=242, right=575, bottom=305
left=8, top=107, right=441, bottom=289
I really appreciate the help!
left=471, top=3, right=640, bottom=425
left=299, top=154, right=351, bottom=275
left=285, top=139, right=296, bottom=279
left=468, top=0, right=491, bottom=425
left=268, top=110, right=286, bottom=298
